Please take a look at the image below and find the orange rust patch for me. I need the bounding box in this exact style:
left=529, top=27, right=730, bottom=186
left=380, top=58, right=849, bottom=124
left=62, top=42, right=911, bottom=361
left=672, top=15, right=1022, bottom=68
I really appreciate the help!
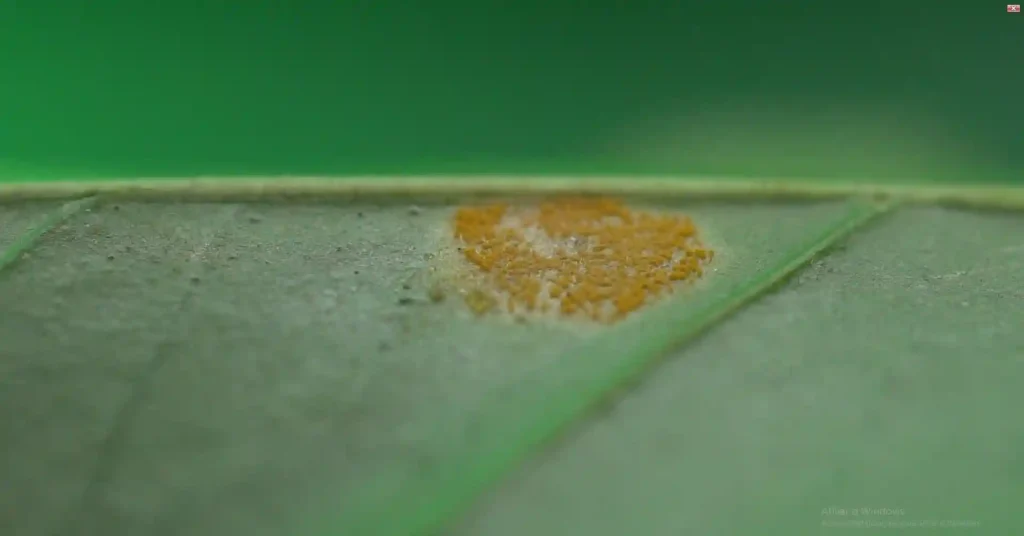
left=451, top=197, right=714, bottom=323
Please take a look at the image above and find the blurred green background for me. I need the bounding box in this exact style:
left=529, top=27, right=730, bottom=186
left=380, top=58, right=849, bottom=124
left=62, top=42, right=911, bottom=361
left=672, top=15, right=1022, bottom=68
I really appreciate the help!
left=1, top=3, right=1020, bottom=184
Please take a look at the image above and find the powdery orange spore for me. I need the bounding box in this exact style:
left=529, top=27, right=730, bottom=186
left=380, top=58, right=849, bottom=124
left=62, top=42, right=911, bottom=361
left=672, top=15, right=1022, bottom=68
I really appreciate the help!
left=452, top=198, right=714, bottom=323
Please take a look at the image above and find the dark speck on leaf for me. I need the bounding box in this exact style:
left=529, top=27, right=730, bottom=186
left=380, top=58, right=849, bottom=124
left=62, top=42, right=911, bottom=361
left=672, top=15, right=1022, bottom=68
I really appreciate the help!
left=398, top=297, right=415, bottom=306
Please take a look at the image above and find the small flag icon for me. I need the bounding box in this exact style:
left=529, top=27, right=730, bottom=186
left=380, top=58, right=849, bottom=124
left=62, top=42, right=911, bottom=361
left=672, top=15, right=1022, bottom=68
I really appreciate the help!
left=1010, top=4, right=1021, bottom=12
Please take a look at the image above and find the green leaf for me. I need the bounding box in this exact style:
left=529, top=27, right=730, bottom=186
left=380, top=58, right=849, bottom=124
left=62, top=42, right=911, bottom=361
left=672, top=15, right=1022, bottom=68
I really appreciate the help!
left=0, top=192, right=1020, bottom=536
